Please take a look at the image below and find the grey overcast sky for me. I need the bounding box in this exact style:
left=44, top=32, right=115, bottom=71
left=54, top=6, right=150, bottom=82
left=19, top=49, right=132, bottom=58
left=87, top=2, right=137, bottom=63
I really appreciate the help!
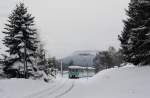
left=0, top=0, right=130, bottom=58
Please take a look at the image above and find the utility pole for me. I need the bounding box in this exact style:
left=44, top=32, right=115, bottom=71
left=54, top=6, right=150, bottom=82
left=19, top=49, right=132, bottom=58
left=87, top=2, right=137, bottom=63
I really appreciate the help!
left=87, top=65, right=88, bottom=80
left=61, top=60, right=63, bottom=77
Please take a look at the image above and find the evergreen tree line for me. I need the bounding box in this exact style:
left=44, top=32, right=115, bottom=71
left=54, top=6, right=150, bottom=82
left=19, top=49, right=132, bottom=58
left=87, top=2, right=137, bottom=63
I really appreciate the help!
left=93, top=47, right=123, bottom=73
left=0, top=3, right=58, bottom=79
left=119, top=0, right=150, bottom=65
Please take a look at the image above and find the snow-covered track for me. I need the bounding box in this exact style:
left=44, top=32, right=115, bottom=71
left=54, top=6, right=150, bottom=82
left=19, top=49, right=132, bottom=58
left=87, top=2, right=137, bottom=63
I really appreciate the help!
left=36, top=79, right=70, bottom=98
left=45, top=79, right=75, bottom=98
left=54, top=80, right=75, bottom=98
left=23, top=78, right=66, bottom=98
left=30, top=79, right=75, bottom=98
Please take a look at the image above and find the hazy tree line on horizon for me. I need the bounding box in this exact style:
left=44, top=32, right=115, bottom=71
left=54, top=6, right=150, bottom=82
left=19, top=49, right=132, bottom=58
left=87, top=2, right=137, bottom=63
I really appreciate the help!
left=93, top=47, right=123, bottom=73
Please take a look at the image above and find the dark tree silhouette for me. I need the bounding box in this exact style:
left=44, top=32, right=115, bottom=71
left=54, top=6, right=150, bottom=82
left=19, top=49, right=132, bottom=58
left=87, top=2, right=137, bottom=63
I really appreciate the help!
left=2, top=3, right=38, bottom=78
left=119, top=0, right=150, bottom=65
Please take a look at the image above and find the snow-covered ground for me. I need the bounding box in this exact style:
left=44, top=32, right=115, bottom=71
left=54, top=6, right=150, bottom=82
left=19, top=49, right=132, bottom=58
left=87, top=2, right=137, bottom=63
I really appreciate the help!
left=0, top=65, right=150, bottom=98
left=0, top=75, right=75, bottom=98
left=62, top=66, right=150, bottom=98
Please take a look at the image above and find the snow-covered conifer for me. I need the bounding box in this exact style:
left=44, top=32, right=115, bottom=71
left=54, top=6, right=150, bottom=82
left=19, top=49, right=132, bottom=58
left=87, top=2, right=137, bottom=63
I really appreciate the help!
left=2, top=3, right=38, bottom=78
left=119, top=0, right=150, bottom=65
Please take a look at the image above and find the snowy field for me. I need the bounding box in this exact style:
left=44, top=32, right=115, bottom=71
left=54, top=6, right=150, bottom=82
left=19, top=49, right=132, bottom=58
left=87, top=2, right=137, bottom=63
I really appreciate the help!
left=0, top=65, right=150, bottom=98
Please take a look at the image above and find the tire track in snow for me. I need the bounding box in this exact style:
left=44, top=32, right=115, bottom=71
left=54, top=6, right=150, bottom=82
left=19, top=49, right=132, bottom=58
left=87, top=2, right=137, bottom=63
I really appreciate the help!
left=35, top=79, right=70, bottom=98
left=23, top=78, right=65, bottom=98
left=54, top=80, right=75, bottom=98
left=42, top=80, right=75, bottom=98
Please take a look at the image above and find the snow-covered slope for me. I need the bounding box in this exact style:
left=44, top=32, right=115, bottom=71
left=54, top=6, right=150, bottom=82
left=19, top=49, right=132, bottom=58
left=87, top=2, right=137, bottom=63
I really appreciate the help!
left=0, top=76, right=74, bottom=98
left=0, top=78, right=56, bottom=98
left=62, top=66, right=150, bottom=98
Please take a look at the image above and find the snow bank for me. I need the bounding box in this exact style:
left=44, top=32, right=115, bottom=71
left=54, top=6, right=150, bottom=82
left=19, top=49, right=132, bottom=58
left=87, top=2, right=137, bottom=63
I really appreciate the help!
left=62, top=66, right=150, bottom=98
left=0, top=78, right=62, bottom=98
left=121, top=63, right=135, bottom=68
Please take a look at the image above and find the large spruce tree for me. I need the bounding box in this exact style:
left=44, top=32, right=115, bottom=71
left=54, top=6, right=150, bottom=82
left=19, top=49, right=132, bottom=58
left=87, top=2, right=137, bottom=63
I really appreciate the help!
left=119, top=0, right=150, bottom=65
left=2, top=3, right=38, bottom=78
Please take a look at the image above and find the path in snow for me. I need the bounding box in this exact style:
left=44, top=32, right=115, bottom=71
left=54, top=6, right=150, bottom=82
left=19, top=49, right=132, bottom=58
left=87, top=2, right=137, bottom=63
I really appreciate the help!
left=43, top=79, right=75, bottom=98
left=54, top=80, right=75, bottom=98
left=24, top=79, right=75, bottom=98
